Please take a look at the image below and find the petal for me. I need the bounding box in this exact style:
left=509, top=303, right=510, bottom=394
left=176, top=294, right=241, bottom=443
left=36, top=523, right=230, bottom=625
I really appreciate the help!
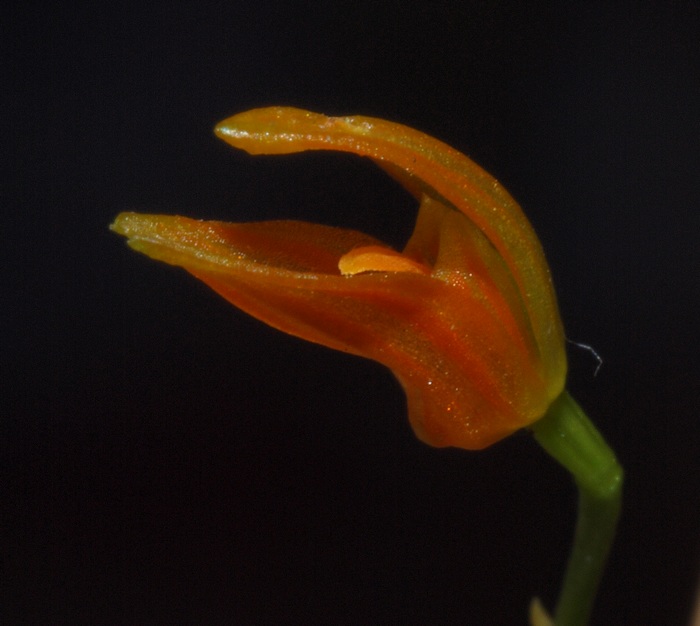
left=112, top=211, right=554, bottom=449
left=427, top=197, right=538, bottom=364
left=214, top=107, right=566, bottom=392
left=111, top=212, right=383, bottom=276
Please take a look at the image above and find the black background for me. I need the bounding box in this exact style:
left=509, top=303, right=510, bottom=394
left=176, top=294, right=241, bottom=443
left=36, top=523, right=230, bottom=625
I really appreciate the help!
left=3, top=2, right=699, bottom=624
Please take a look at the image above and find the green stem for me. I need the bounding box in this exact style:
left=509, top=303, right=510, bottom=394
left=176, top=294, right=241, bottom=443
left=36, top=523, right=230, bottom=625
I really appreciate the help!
left=531, top=391, right=623, bottom=626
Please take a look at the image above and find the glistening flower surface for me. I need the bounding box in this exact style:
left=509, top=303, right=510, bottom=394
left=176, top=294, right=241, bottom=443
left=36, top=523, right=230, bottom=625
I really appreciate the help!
left=111, top=107, right=567, bottom=449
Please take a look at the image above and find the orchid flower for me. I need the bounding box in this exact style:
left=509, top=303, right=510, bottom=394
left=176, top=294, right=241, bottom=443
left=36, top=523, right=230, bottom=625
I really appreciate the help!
left=111, top=107, right=622, bottom=626
left=112, top=107, right=566, bottom=449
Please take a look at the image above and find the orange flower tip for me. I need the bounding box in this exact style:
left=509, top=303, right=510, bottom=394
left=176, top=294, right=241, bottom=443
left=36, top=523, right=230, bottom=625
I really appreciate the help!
left=214, top=107, right=332, bottom=156
left=109, top=212, right=146, bottom=237
left=110, top=212, right=173, bottom=244
left=338, top=246, right=431, bottom=276
left=109, top=212, right=195, bottom=261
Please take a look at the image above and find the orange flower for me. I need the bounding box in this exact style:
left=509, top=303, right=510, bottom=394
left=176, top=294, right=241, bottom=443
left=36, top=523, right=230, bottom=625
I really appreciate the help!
left=111, top=107, right=567, bottom=450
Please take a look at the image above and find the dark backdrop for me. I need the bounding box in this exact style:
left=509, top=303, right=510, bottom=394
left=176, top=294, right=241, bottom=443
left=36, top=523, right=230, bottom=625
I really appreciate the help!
left=4, top=2, right=699, bottom=624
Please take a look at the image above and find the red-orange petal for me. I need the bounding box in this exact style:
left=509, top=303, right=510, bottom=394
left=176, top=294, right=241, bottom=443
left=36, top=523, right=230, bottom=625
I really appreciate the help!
left=111, top=210, right=552, bottom=449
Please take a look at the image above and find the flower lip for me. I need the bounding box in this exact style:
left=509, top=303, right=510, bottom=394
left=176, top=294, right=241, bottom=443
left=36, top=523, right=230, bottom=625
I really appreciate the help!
left=338, top=245, right=432, bottom=276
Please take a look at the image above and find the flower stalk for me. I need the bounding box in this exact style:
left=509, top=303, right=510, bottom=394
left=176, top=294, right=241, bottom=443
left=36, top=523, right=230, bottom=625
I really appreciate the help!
left=532, top=392, right=623, bottom=626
